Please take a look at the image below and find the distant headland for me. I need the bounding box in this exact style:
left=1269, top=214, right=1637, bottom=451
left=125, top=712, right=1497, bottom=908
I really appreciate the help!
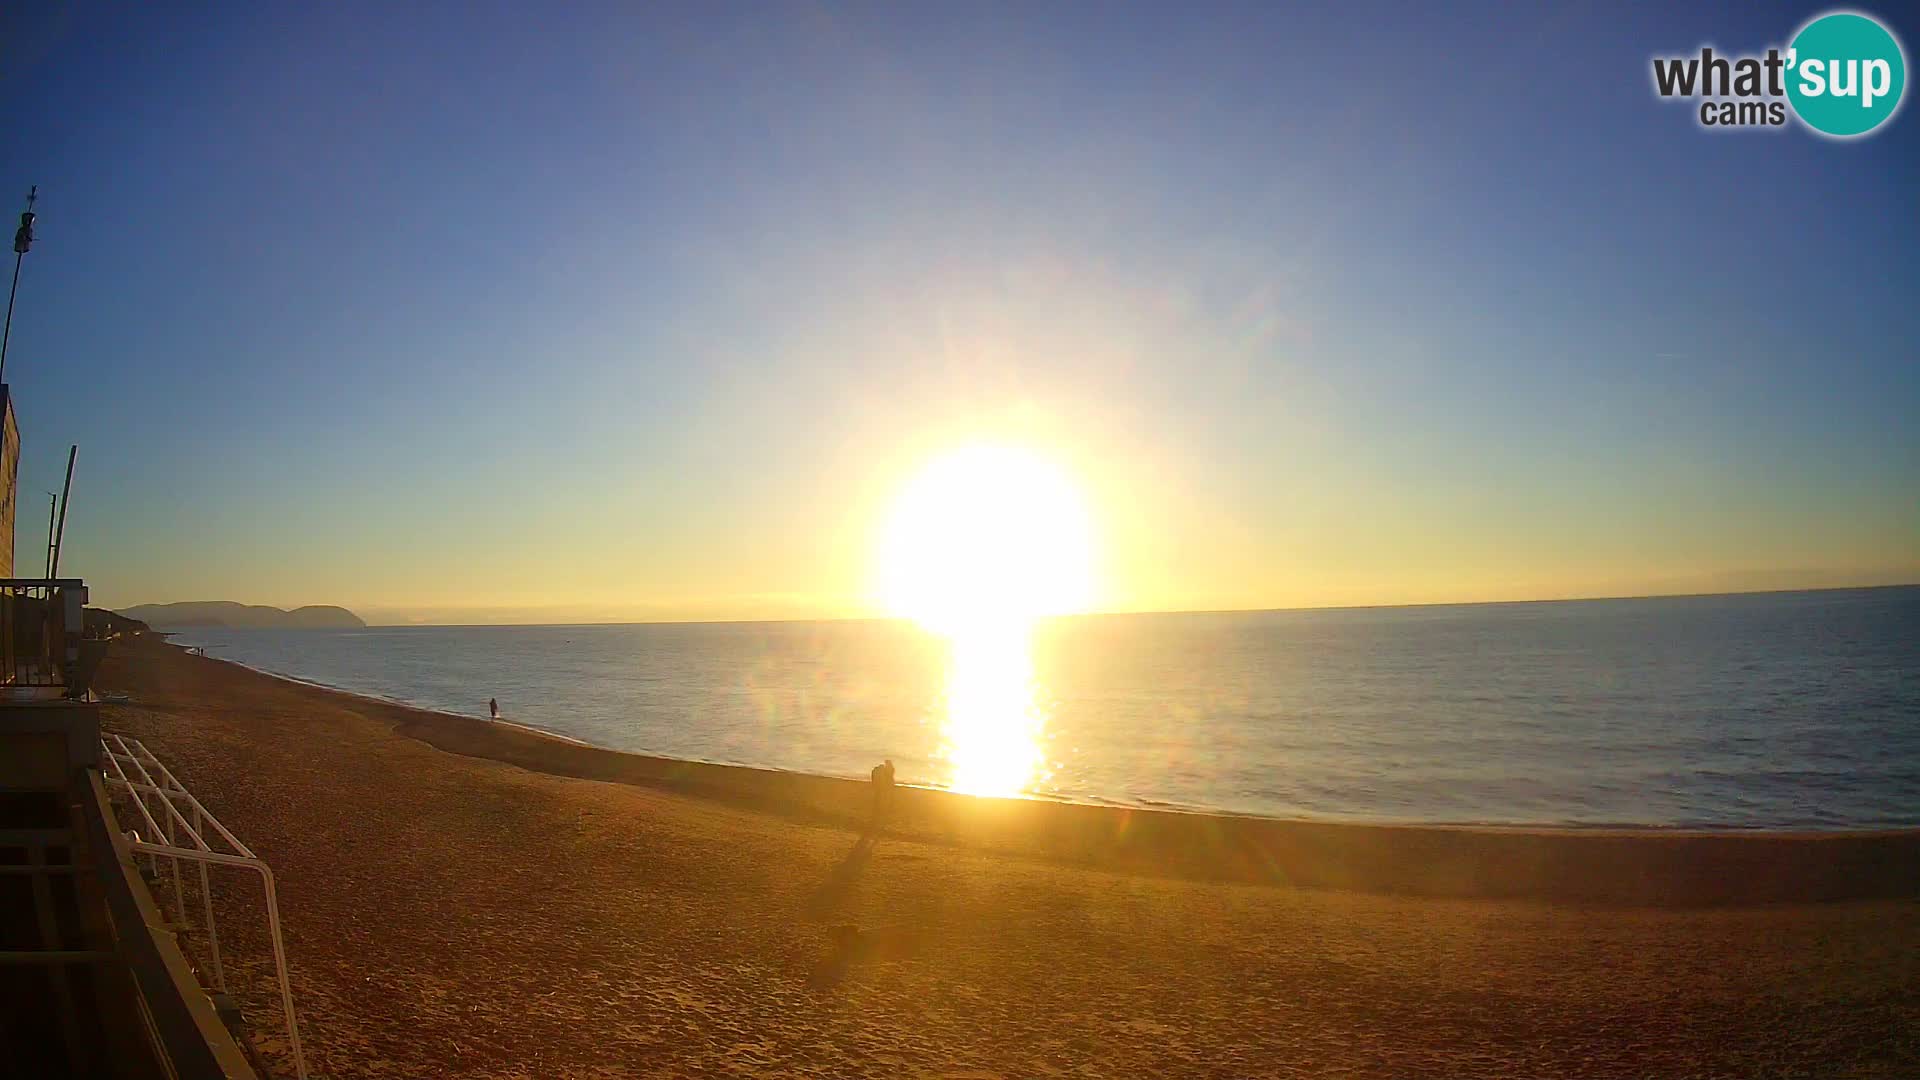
left=115, top=601, right=367, bottom=630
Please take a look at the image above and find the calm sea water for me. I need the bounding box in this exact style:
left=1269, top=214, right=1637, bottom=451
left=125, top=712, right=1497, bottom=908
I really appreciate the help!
left=165, top=587, right=1920, bottom=828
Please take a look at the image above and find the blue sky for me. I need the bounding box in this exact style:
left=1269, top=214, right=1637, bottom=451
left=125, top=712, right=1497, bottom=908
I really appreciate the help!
left=1, top=2, right=1914, bottom=622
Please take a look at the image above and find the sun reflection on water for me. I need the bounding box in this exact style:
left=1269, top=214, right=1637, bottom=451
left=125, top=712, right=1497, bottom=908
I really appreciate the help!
left=874, top=443, right=1094, bottom=798
left=939, top=618, right=1047, bottom=797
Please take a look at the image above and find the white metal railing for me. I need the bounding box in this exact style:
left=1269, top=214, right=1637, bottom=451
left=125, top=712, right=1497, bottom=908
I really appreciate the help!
left=99, top=733, right=307, bottom=1080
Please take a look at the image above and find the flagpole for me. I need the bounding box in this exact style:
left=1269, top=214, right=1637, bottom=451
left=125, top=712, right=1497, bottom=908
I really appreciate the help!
left=1, top=186, right=39, bottom=387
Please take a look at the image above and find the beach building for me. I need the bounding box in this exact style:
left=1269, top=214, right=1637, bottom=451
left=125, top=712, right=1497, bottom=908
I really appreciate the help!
left=0, top=380, right=286, bottom=1078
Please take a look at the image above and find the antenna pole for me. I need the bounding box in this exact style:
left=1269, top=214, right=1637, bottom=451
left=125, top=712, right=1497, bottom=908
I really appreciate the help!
left=50, top=444, right=75, bottom=578
left=1, top=186, right=38, bottom=387
left=44, top=492, right=57, bottom=578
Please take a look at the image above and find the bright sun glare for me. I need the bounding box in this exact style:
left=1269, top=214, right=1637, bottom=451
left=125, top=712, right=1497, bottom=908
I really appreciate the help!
left=877, top=444, right=1096, bottom=637
left=876, top=444, right=1096, bottom=797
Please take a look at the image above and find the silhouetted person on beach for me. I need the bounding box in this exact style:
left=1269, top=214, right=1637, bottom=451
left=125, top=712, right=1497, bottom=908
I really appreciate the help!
left=488, top=697, right=499, bottom=719
left=870, top=759, right=896, bottom=829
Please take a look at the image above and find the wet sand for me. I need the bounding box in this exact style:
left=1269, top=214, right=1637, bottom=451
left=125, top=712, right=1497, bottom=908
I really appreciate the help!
left=96, top=636, right=1919, bottom=1078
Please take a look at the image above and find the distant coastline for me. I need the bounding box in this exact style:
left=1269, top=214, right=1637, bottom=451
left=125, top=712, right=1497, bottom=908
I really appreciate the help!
left=97, top=583, right=1920, bottom=631
left=116, top=600, right=366, bottom=630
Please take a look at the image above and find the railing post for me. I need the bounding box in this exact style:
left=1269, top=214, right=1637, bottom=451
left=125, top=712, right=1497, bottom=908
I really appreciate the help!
left=257, top=865, right=306, bottom=1080
left=160, top=774, right=187, bottom=925
left=196, top=802, right=226, bottom=993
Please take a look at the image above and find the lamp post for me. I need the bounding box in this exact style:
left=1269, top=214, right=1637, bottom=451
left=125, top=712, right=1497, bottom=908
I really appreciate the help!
left=1, top=185, right=38, bottom=387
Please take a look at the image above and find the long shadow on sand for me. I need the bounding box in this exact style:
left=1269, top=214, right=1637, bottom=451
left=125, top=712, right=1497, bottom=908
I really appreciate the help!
left=803, top=833, right=877, bottom=922
left=803, top=833, right=929, bottom=989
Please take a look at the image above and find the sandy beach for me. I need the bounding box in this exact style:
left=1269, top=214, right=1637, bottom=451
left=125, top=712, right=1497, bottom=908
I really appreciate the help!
left=95, top=636, right=1919, bottom=1079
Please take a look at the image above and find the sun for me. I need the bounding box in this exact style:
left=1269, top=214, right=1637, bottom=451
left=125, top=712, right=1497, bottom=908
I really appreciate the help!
left=876, top=444, right=1097, bottom=636
left=875, top=442, right=1096, bottom=796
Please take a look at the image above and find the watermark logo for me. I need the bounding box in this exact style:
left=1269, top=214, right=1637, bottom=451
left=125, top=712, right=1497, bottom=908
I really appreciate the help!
left=1651, top=10, right=1907, bottom=138
left=1787, top=12, right=1906, bottom=135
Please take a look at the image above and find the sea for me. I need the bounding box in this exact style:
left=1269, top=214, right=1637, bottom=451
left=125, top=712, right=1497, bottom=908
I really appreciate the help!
left=163, top=587, right=1920, bottom=829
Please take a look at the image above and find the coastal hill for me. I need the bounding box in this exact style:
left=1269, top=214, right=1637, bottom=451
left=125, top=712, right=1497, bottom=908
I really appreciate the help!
left=116, top=601, right=366, bottom=630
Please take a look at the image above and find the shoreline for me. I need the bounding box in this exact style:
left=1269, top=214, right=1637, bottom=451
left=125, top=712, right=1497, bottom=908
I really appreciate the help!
left=154, top=638, right=1919, bottom=907
left=168, top=637, right=1917, bottom=835
left=91, top=633, right=1920, bottom=1077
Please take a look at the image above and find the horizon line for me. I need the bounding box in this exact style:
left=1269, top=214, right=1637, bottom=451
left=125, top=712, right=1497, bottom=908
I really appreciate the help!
left=118, top=581, right=1919, bottom=630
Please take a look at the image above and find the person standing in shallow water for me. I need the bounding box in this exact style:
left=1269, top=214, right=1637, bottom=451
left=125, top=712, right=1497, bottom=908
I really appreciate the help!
left=869, top=759, right=896, bottom=830
left=488, top=698, right=499, bottom=720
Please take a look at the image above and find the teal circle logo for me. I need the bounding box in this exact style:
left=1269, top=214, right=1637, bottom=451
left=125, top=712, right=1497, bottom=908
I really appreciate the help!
left=1786, top=12, right=1907, bottom=137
